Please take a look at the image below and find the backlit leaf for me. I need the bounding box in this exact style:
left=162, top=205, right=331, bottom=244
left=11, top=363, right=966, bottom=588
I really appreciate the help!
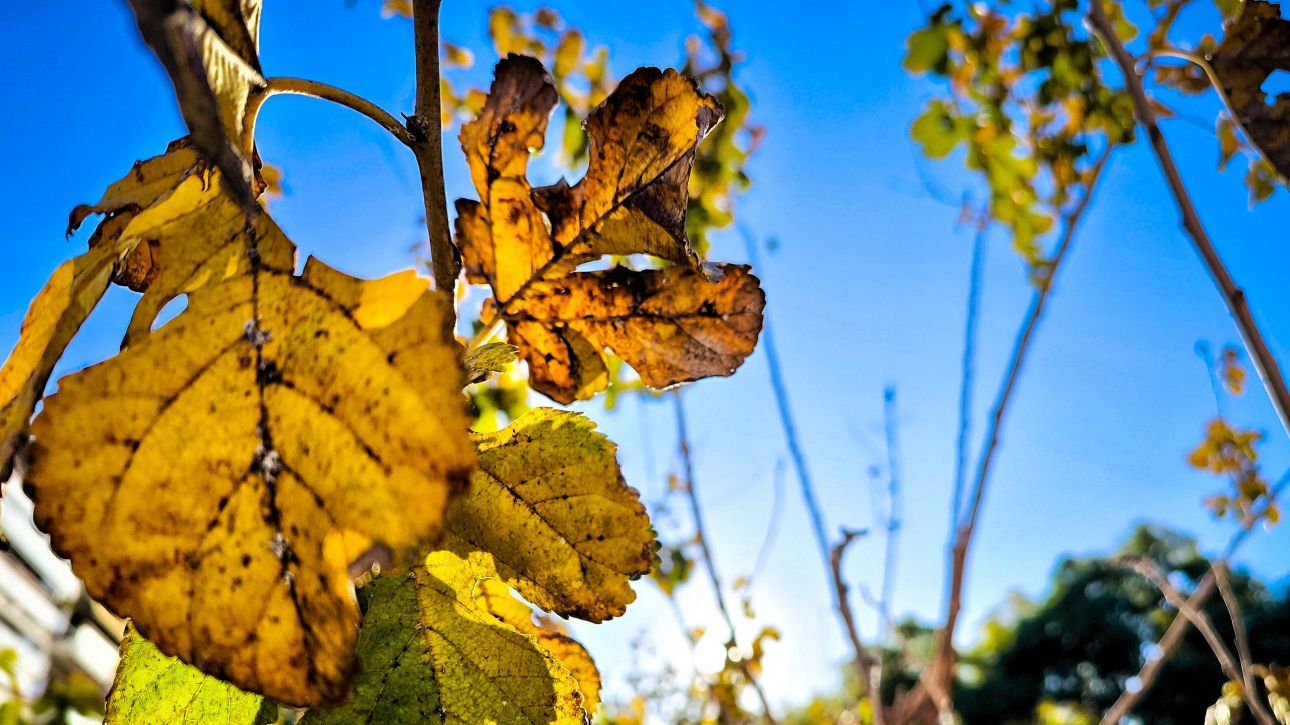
left=68, top=141, right=269, bottom=348
left=106, top=623, right=275, bottom=725
left=445, top=408, right=655, bottom=622
left=28, top=172, right=475, bottom=706
left=465, top=342, right=519, bottom=384
left=299, top=551, right=587, bottom=724
left=1209, top=0, right=1290, bottom=178
left=474, top=577, right=602, bottom=716
left=456, top=56, right=763, bottom=403
left=124, top=0, right=266, bottom=203
left=0, top=240, right=135, bottom=486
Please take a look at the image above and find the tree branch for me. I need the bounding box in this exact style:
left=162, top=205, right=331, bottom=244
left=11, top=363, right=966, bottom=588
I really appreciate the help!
left=410, top=0, right=460, bottom=304
left=1088, top=0, right=1290, bottom=440
left=1099, top=467, right=1290, bottom=724
left=739, top=225, right=833, bottom=579
left=1121, top=556, right=1275, bottom=725
left=927, top=147, right=1113, bottom=719
left=672, top=391, right=777, bottom=724
left=1215, top=563, right=1271, bottom=724
left=830, top=529, right=885, bottom=725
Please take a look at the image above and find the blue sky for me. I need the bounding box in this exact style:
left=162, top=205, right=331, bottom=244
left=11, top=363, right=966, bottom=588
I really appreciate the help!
left=2, top=0, right=1289, bottom=712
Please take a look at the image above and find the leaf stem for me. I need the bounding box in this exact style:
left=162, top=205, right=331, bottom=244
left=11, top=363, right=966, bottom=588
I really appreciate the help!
left=1089, top=0, right=1290, bottom=440
left=245, top=78, right=417, bottom=152
left=410, top=0, right=460, bottom=304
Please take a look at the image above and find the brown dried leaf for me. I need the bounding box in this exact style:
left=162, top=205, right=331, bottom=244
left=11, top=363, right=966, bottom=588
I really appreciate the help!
left=455, top=56, right=763, bottom=403
left=1210, top=0, right=1290, bottom=177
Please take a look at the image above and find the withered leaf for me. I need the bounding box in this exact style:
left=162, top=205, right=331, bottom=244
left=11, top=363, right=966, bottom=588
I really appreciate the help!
left=125, top=0, right=266, bottom=203
left=505, top=264, right=764, bottom=402
left=1209, top=0, right=1290, bottom=177
left=445, top=408, right=655, bottom=621
left=456, top=56, right=765, bottom=403
left=29, top=172, right=475, bottom=706
left=299, top=552, right=587, bottom=724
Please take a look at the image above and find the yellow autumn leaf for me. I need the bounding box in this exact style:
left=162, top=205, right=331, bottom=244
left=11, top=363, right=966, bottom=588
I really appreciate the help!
left=455, top=56, right=764, bottom=403
left=0, top=239, right=136, bottom=486
left=300, top=550, right=587, bottom=724
left=464, top=341, right=519, bottom=384
left=125, top=0, right=266, bottom=202
left=445, top=408, right=655, bottom=621
left=106, top=623, right=275, bottom=725
left=475, top=577, right=602, bottom=716
left=28, top=180, right=474, bottom=706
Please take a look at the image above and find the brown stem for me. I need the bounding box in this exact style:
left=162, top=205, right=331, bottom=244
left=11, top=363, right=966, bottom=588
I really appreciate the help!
left=410, top=0, right=460, bottom=304
left=927, top=148, right=1113, bottom=719
left=831, top=530, right=886, bottom=725
left=1088, top=0, right=1290, bottom=440
left=672, top=391, right=777, bottom=725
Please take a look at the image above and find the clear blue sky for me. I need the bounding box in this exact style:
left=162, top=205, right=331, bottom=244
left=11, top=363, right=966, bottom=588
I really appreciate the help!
left=2, top=0, right=1288, bottom=712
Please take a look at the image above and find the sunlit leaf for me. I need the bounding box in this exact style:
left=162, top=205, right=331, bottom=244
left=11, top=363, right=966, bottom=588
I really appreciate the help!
left=464, top=342, right=519, bottom=384
left=299, top=552, right=587, bottom=724
left=474, top=577, right=602, bottom=715
left=29, top=168, right=475, bottom=706
left=0, top=239, right=135, bottom=486
left=105, top=623, right=275, bottom=725
left=445, top=408, right=655, bottom=621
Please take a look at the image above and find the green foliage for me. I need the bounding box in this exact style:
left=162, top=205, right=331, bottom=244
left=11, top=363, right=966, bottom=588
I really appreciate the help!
left=106, top=626, right=275, bottom=725
left=905, top=1, right=1135, bottom=264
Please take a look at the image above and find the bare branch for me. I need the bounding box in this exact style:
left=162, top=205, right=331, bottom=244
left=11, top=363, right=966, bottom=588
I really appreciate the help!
left=830, top=529, right=885, bottom=725
left=1215, top=563, right=1271, bottom=724
left=410, top=0, right=460, bottom=304
left=1120, top=556, right=1275, bottom=725
left=1088, top=0, right=1290, bottom=440
left=926, top=147, right=1113, bottom=718
left=672, top=391, right=777, bottom=724
left=878, top=386, right=903, bottom=645
left=1100, top=468, right=1290, bottom=724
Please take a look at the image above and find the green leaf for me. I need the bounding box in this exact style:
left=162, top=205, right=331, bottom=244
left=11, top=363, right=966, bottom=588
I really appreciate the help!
left=300, top=552, right=588, bottom=724
left=911, top=100, right=964, bottom=159
left=106, top=624, right=276, bottom=725
left=464, top=342, right=519, bottom=384
left=904, top=26, right=950, bottom=74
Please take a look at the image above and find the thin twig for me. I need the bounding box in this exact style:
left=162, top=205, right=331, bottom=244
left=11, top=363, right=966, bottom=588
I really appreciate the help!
left=878, top=386, right=903, bottom=645
left=927, top=147, right=1113, bottom=719
left=949, top=215, right=987, bottom=545
left=1088, top=0, right=1290, bottom=440
left=244, top=77, right=417, bottom=151
left=739, top=226, right=833, bottom=580
left=672, top=391, right=777, bottom=724
left=1215, top=563, right=1268, bottom=722
left=410, top=0, right=460, bottom=303
left=1121, top=557, right=1276, bottom=725
left=1099, top=467, right=1290, bottom=724
left=831, top=529, right=886, bottom=725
